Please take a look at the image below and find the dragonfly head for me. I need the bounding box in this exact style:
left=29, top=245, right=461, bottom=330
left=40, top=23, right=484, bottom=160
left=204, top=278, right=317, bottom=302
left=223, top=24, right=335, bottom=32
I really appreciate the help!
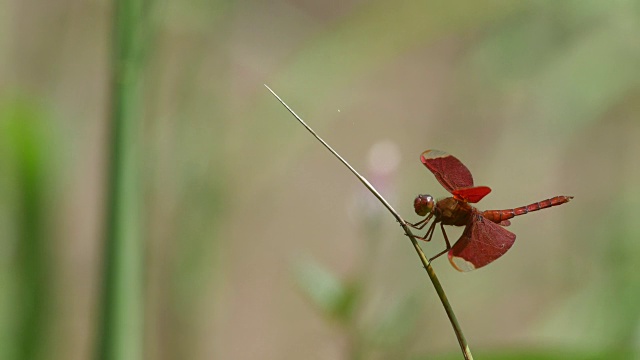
left=414, top=194, right=435, bottom=217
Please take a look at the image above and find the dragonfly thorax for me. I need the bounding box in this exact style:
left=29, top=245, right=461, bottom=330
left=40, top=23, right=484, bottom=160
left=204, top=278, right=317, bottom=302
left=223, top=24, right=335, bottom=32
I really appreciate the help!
left=435, top=197, right=473, bottom=226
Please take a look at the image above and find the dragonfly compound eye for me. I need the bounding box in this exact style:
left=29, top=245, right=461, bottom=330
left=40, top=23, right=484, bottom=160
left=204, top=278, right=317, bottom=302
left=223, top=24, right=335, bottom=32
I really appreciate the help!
left=414, top=194, right=435, bottom=216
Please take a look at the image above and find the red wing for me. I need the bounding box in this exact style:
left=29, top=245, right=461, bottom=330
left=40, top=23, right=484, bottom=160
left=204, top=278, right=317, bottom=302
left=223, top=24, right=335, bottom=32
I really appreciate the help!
left=452, top=186, right=491, bottom=203
left=448, top=214, right=516, bottom=272
left=421, top=150, right=474, bottom=194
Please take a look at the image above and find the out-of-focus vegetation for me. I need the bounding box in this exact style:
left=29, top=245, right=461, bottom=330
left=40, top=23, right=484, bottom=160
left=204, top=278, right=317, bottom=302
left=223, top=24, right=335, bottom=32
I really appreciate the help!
left=1, top=0, right=639, bottom=359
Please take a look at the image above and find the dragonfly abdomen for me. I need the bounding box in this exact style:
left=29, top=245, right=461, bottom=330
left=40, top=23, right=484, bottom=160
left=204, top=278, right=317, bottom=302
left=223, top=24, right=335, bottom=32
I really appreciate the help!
left=482, top=195, right=573, bottom=223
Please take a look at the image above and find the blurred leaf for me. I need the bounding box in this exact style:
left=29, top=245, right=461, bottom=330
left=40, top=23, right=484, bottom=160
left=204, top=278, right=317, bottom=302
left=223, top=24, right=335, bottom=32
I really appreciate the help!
left=530, top=22, right=640, bottom=134
left=602, top=207, right=640, bottom=349
left=537, top=201, right=640, bottom=355
left=293, top=259, right=360, bottom=322
left=467, top=1, right=617, bottom=82
left=253, top=0, right=530, bottom=172
left=0, top=97, right=53, bottom=360
left=366, top=294, right=421, bottom=354
left=464, top=1, right=640, bottom=137
left=275, top=0, right=525, bottom=93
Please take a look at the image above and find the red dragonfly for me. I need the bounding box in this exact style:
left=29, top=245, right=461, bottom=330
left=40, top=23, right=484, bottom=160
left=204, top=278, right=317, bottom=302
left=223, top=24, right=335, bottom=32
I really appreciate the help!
left=407, top=150, right=572, bottom=272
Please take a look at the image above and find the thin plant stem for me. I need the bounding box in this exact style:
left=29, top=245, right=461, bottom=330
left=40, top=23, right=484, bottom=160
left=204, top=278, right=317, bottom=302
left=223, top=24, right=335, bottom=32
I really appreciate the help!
left=265, top=84, right=473, bottom=360
left=98, top=0, right=145, bottom=359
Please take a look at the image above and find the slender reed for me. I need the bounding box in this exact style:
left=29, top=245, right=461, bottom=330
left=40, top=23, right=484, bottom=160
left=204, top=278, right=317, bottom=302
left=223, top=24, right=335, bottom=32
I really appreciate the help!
left=98, top=0, right=145, bottom=359
left=265, top=85, right=473, bottom=360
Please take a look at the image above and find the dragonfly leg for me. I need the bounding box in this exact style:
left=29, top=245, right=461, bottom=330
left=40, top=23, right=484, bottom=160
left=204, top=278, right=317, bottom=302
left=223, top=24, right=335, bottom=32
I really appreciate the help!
left=411, top=221, right=437, bottom=241
left=405, top=214, right=433, bottom=230
left=440, top=223, right=452, bottom=248
left=429, top=223, right=452, bottom=262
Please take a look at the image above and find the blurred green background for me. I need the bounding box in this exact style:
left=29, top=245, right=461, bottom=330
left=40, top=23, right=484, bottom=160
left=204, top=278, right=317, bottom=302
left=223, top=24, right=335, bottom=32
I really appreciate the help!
left=1, top=0, right=640, bottom=359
